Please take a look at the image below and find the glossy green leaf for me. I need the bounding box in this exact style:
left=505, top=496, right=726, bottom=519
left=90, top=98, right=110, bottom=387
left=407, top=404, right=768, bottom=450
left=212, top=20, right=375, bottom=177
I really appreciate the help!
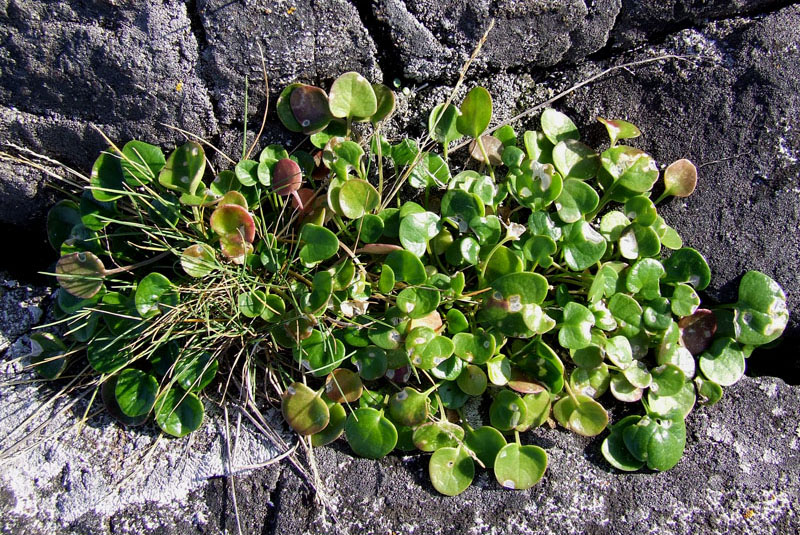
left=429, top=446, right=474, bottom=496
left=626, top=258, right=665, bottom=300
left=115, top=369, right=158, bottom=417
left=329, top=72, right=377, bottom=119
left=552, top=139, right=599, bottom=179
left=299, top=224, right=339, bottom=264
left=399, top=211, right=441, bottom=257
left=465, top=426, right=507, bottom=469
left=541, top=108, right=579, bottom=144
left=597, top=117, right=641, bottom=146
left=553, top=393, right=608, bottom=436
left=120, top=140, right=165, bottom=185
left=457, top=87, right=492, bottom=138
left=619, top=223, right=661, bottom=260
left=494, top=443, right=547, bottom=490
left=662, top=248, right=711, bottom=290
left=397, top=286, right=440, bottom=319
left=343, top=411, right=394, bottom=460
left=429, top=103, right=461, bottom=145
left=339, top=179, right=380, bottom=219
left=670, top=283, right=700, bottom=317
left=311, top=402, right=347, bottom=447
left=174, top=351, right=218, bottom=392
left=490, top=390, right=528, bottom=431
left=647, top=381, right=696, bottom=419
left=555, top=178, right=599, bottom=224
left=601, top=415, right=645, bottom=471
left=159, top=142, right=205, bottom=196
left=154, top=388, right=204, bottom=437
left=558, top=302, right=595, bottom=350
left=89, top=152, right=125, bottom=202
left=389, top=387, right=429, bottom=427
left=28, top=332, right=68, bottom=379
left=413, top=421, right=465, bottom=452
left=698, top=337, right=745, bottom=386
left=622, top=413, right=686, bottom=471
left=562, top=220, right=607, bottom=271
left=600, top=146, right=658, bottom=193
left=135, top=272, right=177, bottom=318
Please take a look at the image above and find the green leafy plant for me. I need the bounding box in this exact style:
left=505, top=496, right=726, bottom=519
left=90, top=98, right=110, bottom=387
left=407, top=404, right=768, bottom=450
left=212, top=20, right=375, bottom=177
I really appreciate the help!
left=32, top=71, right=787, bottom=495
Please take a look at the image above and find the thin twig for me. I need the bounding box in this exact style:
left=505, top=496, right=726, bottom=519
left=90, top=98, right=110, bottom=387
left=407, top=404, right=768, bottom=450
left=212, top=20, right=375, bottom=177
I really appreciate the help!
left=452, top=54, right=699, bottom=152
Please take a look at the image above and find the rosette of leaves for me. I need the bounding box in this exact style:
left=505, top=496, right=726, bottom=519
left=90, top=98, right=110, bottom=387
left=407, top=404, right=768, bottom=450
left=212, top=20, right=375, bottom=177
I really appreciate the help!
left=38, top=75, right=787, bottom=498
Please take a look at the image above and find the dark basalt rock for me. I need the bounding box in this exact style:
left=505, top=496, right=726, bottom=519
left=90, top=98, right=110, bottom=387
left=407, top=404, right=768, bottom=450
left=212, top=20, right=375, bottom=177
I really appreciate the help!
left=370, top=0, right=622, bottom=82
left=195, top=0, right=382, bottom=125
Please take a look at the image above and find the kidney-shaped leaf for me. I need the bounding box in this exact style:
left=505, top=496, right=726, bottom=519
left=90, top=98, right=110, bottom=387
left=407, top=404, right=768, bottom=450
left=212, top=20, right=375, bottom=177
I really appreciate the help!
left=494, top=443, right=548, bottom=490
left=345, top=407, right=397, bottom=458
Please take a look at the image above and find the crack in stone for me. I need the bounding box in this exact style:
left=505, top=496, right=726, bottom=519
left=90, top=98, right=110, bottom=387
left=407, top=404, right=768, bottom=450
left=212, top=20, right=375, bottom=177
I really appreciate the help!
left=595, top=0, right=800, bottom=59
left=350, top=0, right=406, bottom=83
left=184, top=0, right=222, bottom=138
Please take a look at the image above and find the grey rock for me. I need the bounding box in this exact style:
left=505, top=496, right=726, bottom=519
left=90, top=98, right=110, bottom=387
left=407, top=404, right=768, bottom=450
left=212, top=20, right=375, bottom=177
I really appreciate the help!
left=0, top=0, right=217, bottom=223
left=609, top=0, right=790, bottom=49
left=371, top=0, right=622, bottom=82
left=195, top=0, right=382, bottom=125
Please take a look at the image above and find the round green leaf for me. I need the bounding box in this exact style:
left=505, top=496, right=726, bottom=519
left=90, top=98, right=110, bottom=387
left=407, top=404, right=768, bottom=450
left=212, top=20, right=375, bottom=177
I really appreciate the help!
left=490, top=390, right=528, bottom=431
left=158, top=142, right=205, bottom=196
left=541, top=108, right=579, bottom=144
left=552, top=139, right=599, bottom=179
left=345, top=408, right=398, bottom=458
left=429, top=446, right=474, bottom=496
left=352, top=346, right=389, bottom=381
left=174, top=351, right=218, bottom=392
left=601, top=414, right=645, bottom=471
left=388, top=387, right=429, bottom=427
left=135, top=272, right=178, bottom=318
left=181, top=244, right=217, bottom=278
left=465, top=426, right=507, bottom=469
left=457, top=86, right=492, bottom=139
left=413, top=421, right=464, bottom=452
left=399, top=211, right=441, bottom=257
left=28, top=332, right=68, bottom=379
left=662, top=248, right=711, bottom=290
left=89, top=152, right=125, bottom=202
left=299, top=224, right=339, bottom=264
left=339, top=179, right=380, bottom=219
left=47, top=200, right=82, bottom=250
left=121, top=140, right=165, bottom=186
left=555, top=178, right=599, bottom=223
left=558, top=302, right=595, bottom=350
left=647, top=381, right=696, bottom=419
left=385, top=249, right=427, bottom=285
left=494, top=443, right=548, bottom=490
left=456, top=364, right=488, bottom=396
left=626, top=258, right=665, bottom=301
left=329, top=72, right=377, bottom=119
left=553, top=394, right=608, bottom=436
left=619, top=223, right=661, bottom=260
left=155, top=388, right=204, bottom=437
left=115, top=369, right=158, bottom=417
left=311, top=402, right=347, bottom=447
left=282, top=382, right=330, bottom=435
left=562, top=220, right=607, bottom=271
left=324, top=368, right=363, bottom=404
left=698, top=337, right=745, bottom=386
left=56, top=252, right=105, bottom=299
left=600, top=146, right=658, bottom=193
left=429, top=103, right=461, bottom=145
left=622, top=413, right=686, bottom=471
left=397, top=286, right=440, bottom=319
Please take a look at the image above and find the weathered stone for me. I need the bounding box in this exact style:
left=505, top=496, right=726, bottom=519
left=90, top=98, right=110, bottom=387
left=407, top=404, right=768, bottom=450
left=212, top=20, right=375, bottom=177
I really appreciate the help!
left=196, top=0, right=381, bottom=125
left=609, top=0, right=789, bottom=49
left=371, top=0, right=623, bottom=82
left=0, top=0, right=217, bottom=225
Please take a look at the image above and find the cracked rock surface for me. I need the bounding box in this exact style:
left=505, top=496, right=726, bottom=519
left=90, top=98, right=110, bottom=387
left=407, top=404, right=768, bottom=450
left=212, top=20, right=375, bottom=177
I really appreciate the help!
left=0, top=1, right=799, bottom=533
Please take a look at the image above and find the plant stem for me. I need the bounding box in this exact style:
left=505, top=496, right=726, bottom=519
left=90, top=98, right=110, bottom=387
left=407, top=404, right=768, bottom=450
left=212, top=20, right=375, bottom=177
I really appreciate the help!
left=475, top=135, right=495, bottom=180
left=103, top=251, right=171, bottom=276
